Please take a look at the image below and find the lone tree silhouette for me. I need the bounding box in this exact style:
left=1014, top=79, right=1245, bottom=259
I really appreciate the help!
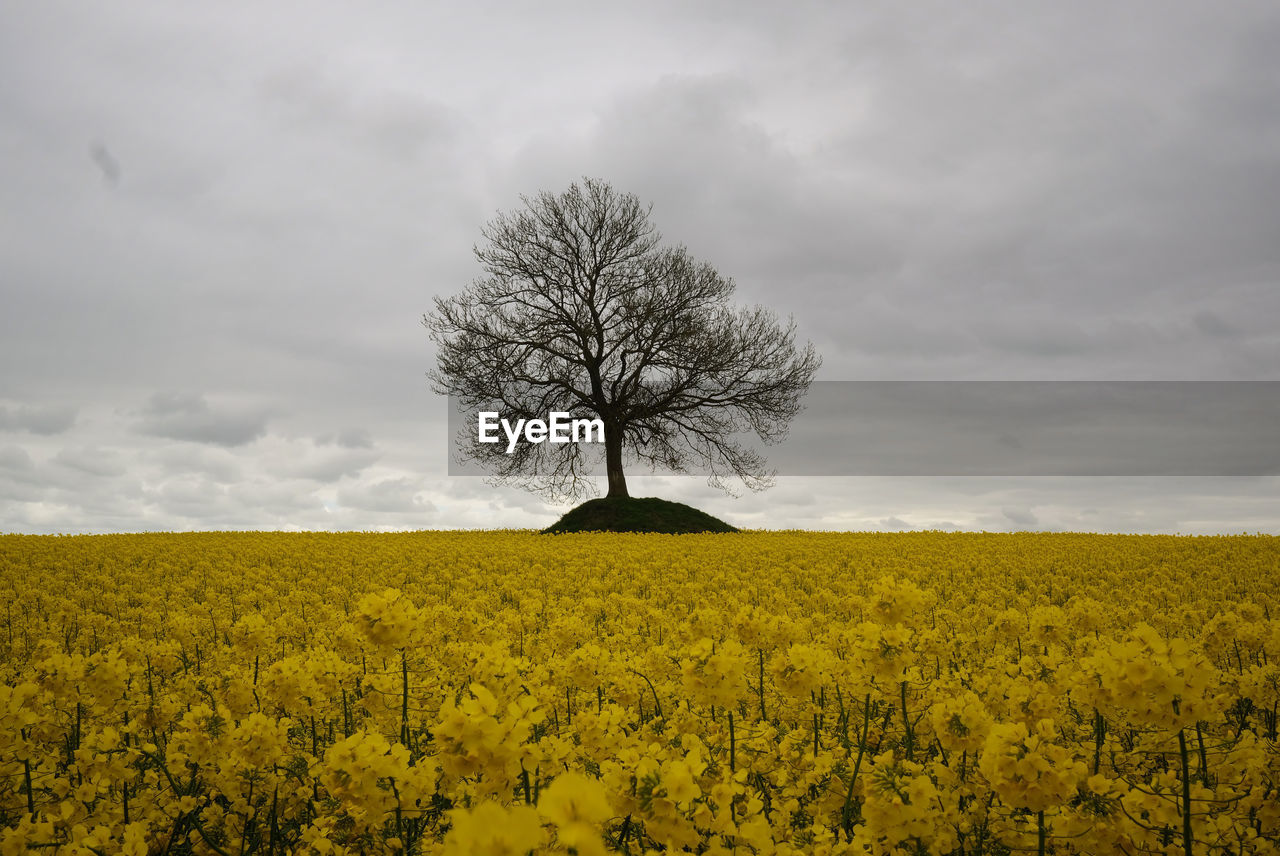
left=425, top=178, right=821, bottom=500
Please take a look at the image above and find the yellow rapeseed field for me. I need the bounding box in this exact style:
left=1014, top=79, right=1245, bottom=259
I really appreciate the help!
left=1, top=531, right=1277, bottom=855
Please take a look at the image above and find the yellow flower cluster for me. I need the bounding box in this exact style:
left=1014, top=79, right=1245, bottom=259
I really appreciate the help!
left=0, top=530, right=1277, bottom=854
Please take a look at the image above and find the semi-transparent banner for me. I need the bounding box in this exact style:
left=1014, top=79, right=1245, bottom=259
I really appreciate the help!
left=447, top=381, right=1280, bottom=476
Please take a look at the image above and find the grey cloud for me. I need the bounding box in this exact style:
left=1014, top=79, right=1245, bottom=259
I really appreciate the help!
left=3, top=2, right=1279, bottom=532
left=0, top=481, right=44, bottom=506
left=338, top=428, right=374, bottom=449
left=976, top=322, right=1096, bottom=359
left=0, top=404, right=77, bottom=435
left=443, top=477, right=553, bottom=516
left=54, top=446, right=127, bottom=478
left=59, top=482, right=148, bottom=519
left=144, top=445, right=244, bottom=484
left=89, top=142, right=120, bottom=185
left=0, top=445, right=35, bottom=472
left=139, top=477, right=325, bottom=528
left=1002, top=506, right=1039, bottom=528
left=1193, top=311, right=1237, bottom=339
left=152, top=476, right=227, bottom=510
left=134, top=393, right=269, bottom=447
left=257, top=65, right=461, bottom=162
left=509, top=72, right=903, bottom=292
left=1, top=445, right=135, bottom=508
left=490, top=489, right=555, bottom=516
left=337, top=477, right=436, bottom=514
left=270, top=447, right=380, bottom=483
left=997, top=433, right=1023, bottom=450
left=650, top=475, right=1280, bottom=535
left=226, top=481, right=325, bottom=514
left=317, top=428, right=374, bottom=449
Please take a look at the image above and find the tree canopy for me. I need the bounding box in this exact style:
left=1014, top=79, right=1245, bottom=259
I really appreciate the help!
left=425, top=177, right=820, bottom=500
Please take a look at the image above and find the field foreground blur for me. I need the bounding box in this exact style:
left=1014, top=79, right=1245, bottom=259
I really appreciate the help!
left=1, top=531, right=1277, bottom=855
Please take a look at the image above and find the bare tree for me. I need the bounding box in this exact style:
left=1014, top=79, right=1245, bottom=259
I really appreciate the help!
left=425, top=178, right=821, bottom=500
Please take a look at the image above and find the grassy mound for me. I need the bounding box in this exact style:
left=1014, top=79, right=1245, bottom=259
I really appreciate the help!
left=542, top=496, right=738, bottom=534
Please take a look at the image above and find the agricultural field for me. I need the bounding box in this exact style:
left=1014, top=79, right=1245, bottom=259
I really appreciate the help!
left=1, top=531, right=1277, bottom=855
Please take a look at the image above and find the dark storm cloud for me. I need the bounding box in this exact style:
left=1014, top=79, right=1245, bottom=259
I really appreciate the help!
left=134, top=392, right=269, bottom=447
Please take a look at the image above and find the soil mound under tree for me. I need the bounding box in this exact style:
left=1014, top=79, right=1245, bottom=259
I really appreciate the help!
left=542, top=496, right=738, bottom=534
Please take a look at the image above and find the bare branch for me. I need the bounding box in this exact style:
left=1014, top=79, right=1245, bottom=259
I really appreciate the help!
left=424, top=177, right=821, bottom=500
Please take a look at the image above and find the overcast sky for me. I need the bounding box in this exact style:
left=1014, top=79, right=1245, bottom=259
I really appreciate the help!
left=3, top=1, right=1278, bottom=534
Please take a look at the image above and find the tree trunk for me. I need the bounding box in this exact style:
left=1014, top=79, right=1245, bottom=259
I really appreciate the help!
left=604, top=423, right=628, bottom=498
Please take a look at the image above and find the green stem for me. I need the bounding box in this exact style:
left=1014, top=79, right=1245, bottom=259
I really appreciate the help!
left=629, top=669, right=663, bottom=719
left=618, top=814, right=632, bottom=855
left=23, top=755, right=35, bottom=817
left=1178, top=727, right=1193, bottom=856
left=900, top=680, right=913, bottom=761
left=728, top=711, right=736, bottom=772
left=758, top=648, right=767, bottom=720
left=268, top=786, right=279, bottom=856
left=1195, top=721, right=1209, bottom=787
left=841, top=693, right=873, bottom=841
left=400, top=650, right=410, bottom=747
left=238, top=778, right=254, bottom=856
left=390, top=778, right=404, bottom=848
left=1093, top=708, right=1105, bottom=775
